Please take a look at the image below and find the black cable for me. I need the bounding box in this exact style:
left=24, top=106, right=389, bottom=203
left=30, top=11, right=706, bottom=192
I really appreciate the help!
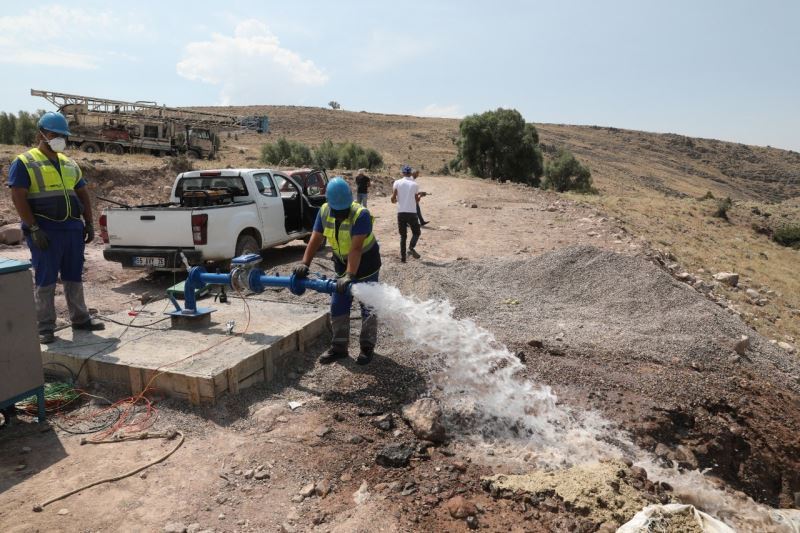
left=96, top=315, right=170, bottom=329
left=43, top=362, right=77, bottom=384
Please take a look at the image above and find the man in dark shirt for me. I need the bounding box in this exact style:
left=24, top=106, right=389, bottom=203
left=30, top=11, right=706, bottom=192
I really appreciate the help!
left=355, top=169, right=371, bottom=207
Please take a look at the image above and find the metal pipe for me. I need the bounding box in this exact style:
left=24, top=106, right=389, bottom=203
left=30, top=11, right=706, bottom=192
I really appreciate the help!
left=180, top=266, right=343, bottom=315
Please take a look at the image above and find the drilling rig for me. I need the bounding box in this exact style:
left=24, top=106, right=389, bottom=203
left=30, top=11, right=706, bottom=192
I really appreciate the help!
left=31, top=89, right=269, bottom=160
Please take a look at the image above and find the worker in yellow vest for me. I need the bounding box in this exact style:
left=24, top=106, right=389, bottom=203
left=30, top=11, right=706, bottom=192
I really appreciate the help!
left=293, top=177, right=381, bottom=365
left=7, top=112, right=105, bottom=344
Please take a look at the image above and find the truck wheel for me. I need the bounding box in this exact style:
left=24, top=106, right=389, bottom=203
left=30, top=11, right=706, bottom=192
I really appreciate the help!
left=235, top=234, right=260, bottom=257
left=81, top=142, right=100, bottom=153
left=107, top=143, right=124, bottom=155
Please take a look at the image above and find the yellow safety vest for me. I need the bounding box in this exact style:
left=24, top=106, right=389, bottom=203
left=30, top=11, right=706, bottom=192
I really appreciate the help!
left=16, top=148, right=83, bottom=222
left=319, top=202, right=376, bottom=263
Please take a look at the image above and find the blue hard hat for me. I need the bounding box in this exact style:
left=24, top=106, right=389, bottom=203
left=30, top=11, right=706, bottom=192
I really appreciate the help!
left=401, top=165, right=412, bottom=175
left=38, top=111, right=71, bottom=136
left=326, top=177, right=352, bottom=210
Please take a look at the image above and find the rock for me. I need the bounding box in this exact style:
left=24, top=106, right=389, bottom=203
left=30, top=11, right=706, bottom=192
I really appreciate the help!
left=0, top=224, right=23, bottom=245
left=654, top=443, right=670, bottom=458
left=713, top=272, right=739, bottom=287
left=446, top=495, right=478, bottom=519
left=244, top=469, right=254, bottom=479
left=346, top=433, right=365, bottom=444
left=14, top=464, right=25, bottom=471
left=466, top=515, right=479, bottom=529
left=401, top=398, right=446, bottom=443
left=470, top=204, right=478, bottom=208
left=745, top=288, right=760, bottom=299
left=630, top=466, right=647, bottom=480
left=333, top=412, right=345, bottom=422
left=340, top=472, right=352, bottom=482
left=674, top=445, right=698, bottom=469
left=57, top=508, right=70, bottom=516
left=315, top=479, right=332, bottom=497
left=371, top=413, right=394, bottom=431
left=353, top=480, right=370, bottom=505
left=163, top=523, right=187, bottom=533
left=218, top=513, right=225, bottom=520
left=21, top=446, right=32, bottom=454
left=290, top=495, right=304, bottom=503
left=733, top=335, right=750, bottom=355
left=186, top=524, right=201, bottom=533
left=280, top=523, right=297, bottom=533
left=254, top=470, right=269, bottom=480
left=300, top=483, right=316, bottom=498
left=777, top=341, right=796, bottom=354
left=376, top=443, right=415, bottom=468
left=675, top=272, right=692, bottom=282
left=215, top=494, right=227, bottom=505
left=315, top=425, right=331, bottom=437
left=527, top=339, right=544, bottom=349
left=276, top=415, right=288, bottom=423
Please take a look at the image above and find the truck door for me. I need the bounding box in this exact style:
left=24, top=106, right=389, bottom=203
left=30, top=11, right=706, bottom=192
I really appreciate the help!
left=300, top=170, right=327, bottom=231
left=251, top=172, right=287, bottom=245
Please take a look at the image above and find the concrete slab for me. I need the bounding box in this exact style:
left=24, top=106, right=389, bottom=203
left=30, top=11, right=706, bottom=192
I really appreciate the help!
left=41, top=297, right=329, bottom=404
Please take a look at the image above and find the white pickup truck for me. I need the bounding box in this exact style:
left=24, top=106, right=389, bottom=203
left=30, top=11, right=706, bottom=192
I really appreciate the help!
left=100, top=168, right=328, bottom=270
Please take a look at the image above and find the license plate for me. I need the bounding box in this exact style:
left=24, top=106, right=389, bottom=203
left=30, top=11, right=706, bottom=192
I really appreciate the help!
left=133, top=256, right=166, bottom=267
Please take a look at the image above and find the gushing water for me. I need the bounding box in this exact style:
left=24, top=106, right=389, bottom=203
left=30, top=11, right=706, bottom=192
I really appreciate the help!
left=353, top=282, right=630, bottom=466
left=351, top=282, right=798, bottom=532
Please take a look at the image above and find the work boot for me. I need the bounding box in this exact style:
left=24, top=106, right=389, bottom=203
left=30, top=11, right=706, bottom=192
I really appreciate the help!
left=39, top=331, right=55, bottom=344
left=72, top=318, right=106, bottom=331
left=356, top=347, right=374, bottom=366
left=319, top=348, right=348, bottom=365
left=409, top=248, right=421, bottom=259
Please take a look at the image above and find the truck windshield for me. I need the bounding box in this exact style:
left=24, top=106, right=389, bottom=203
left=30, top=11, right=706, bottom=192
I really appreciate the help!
left=175, top=176, right=248, bottom=197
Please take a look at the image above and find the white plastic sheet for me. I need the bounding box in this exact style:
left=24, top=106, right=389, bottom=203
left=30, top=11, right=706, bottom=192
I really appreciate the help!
left=618, top=503, right=734, bottom=533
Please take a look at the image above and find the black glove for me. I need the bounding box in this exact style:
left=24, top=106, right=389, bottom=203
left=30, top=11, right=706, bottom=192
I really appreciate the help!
left=83, top=222, right=94, bottom=244
left=29, top=225, right=49, bottom=250
left=336, top=273, right=354, bottom=294
left=292, top=263, right=310, bottom=278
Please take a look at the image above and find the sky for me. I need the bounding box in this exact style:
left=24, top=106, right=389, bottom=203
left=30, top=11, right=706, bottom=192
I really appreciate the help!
left=1, top=0, right=798, bottom=151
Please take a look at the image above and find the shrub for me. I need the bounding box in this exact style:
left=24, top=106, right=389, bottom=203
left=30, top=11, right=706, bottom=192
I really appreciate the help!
left=260, top=137, right=313, bottom=166
left=773, top=225, right=800, bottom=249
left=456, top=108, right=543, bottom=185
left=337, top=141, right=367, bottom=170
left=314, top=139, right=339, bottom=169
left=328, top=101, right=341, bottom=110
left=168, top=154, right=193, bottom=173
left=713, top=197, right=733, bottom=220
left=698, top=191, right=715, bottom=201
left=542, top=149, right=595, bottom=193
left=364, top=148, right=383, bottom=170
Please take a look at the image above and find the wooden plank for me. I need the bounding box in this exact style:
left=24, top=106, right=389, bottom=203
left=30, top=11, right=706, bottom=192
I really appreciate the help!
left=197, top=377, right=216, bottom=404
left=238, top=369, right=265, bottom=390
left=187, top=377, right=200, bottom=405
left=226, top=367, right=239, bottom=394
left=129, top=367, right=144, bottom=395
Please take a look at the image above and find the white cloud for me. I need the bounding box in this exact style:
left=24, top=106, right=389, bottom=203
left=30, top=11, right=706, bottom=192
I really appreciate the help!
left=0, top=4, right=143, bottom=69
left=356, top=30, right=430, bottom=73
left=417, top=103, right=463, bottom=119
left=176, top=19, right=328, bottom=105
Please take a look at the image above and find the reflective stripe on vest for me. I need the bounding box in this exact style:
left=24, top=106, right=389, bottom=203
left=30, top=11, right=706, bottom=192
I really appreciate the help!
left=320, top=202, right=376, bottom=262
left=17, top=148, right=83, bottom=222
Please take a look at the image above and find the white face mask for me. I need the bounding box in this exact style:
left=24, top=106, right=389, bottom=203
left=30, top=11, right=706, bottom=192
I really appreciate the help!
left=47, top=137, right=66, bottom=153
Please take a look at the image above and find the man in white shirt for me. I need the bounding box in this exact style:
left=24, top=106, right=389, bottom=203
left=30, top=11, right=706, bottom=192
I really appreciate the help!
left=391, top=165, right=422, bottom=262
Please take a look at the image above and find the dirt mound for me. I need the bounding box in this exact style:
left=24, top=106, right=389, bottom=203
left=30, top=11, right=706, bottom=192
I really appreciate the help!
left=383, top=246, right=800, bottom=506
left=482, top=460, right=666, bottom=529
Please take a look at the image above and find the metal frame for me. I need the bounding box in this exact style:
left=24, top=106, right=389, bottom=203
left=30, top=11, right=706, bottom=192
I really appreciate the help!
left=0, top=385, right=46, bottom=423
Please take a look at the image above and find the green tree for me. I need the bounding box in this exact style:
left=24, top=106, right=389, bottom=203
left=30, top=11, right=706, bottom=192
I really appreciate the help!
left=314, top=139, right=339, bottom=169
left=542, top=149, right=594, bottom=193
left=337, top=141, right=368, bottom=170
left=15, top=111, right=38, bottom=146
left=0, top=112, right=14, bottom=144
left=364, top=148, right=383, bottom=170
left=457, top=108, right=543, bottom=185
left=260, top=137, right=313, bottom=166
